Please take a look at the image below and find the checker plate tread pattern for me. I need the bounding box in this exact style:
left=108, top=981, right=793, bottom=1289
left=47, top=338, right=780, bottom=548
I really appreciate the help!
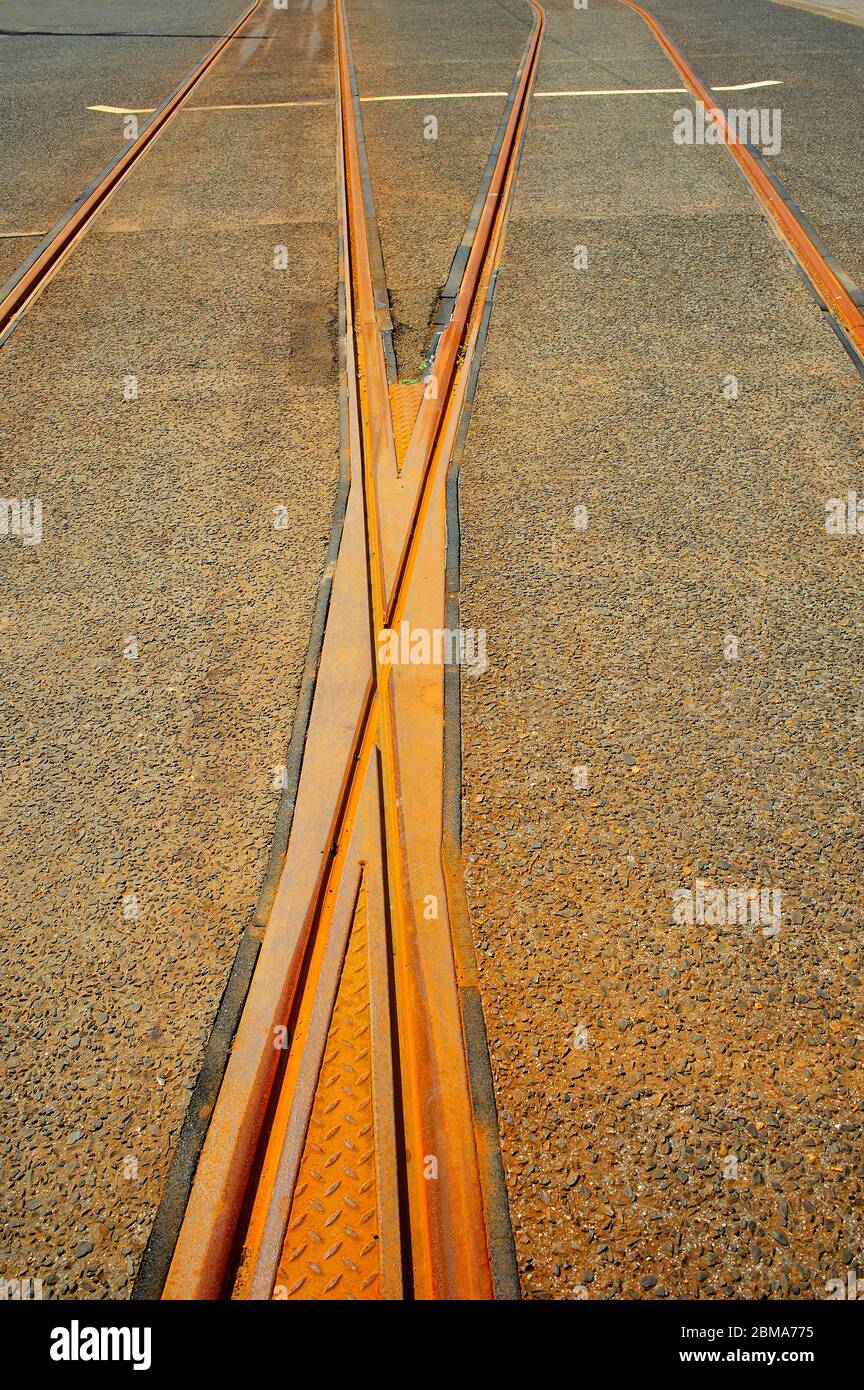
left=274, top=891, right=380, bottom=1300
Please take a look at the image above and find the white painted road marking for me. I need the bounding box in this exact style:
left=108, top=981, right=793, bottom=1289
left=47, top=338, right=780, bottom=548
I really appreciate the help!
left=86, top=80, right=783, bottom=116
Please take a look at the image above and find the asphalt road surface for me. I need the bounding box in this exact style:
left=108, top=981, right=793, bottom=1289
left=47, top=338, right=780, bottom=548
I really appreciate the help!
left=0, top=0, right=255, bottom=278
left=1, top=0, right=862, bottom=1311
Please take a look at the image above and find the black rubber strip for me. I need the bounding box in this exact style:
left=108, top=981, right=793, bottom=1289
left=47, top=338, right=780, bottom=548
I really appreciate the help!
left=460, top=986, right=521, bottom=1298
left=750, top=193, right=861, bottom=380
left=254, top=268, right=353, bottom=926
left=132, top=926, right=261, bottom=1299
left=826, top=310, right=864, bottom=376
left=434, top=19, right=535, bottom=338
left=743, top=142, right=864, bottom=310
left=442, top=269, right=520, bottom=1302
left=437, top=0, right=546, bottom=1303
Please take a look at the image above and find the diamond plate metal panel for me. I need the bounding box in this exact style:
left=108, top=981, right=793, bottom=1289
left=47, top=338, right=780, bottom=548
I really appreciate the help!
left=274, top=890, right=380, bottom=1300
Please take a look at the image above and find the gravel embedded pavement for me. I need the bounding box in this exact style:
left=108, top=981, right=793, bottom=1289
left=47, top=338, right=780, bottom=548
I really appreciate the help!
left=2, top=0, right=862, bottom=1305
left=346, top=0, right=531, bottom=378
left=645, top=0, right=864, bottom=287
left=459, top=0, right=864, bottom=1301
left=0, top=0, right=339, bottom=1299
left=0, top=0, right=253, bottom=282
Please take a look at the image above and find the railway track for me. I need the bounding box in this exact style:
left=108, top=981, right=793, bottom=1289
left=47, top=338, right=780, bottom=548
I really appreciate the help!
left=155, top=0, right=545, bottom=1301
left=0, top=0, right=264, bottom=347
left=145, top=0, right=861, bottom=1304
left=5, top=0, right=861, bottom=1310
left=616, top=0, right=864, bottom=371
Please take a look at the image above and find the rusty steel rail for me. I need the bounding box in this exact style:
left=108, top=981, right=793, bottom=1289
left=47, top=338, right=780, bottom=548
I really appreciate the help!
left=0, top=0, right=263, bottom=346
left=615, top=0, right=864, bottom=370
left=162, top=0, right=544, bottom=1301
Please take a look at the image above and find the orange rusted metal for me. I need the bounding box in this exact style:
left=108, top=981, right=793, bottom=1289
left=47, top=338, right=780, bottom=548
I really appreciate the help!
left=274, top=879, right=381, bottom=1300
left=163, top=0, right=544, bottom=1301
left=388, top=381, right=426, bottom=469
left=615, top=0, right=864, bottom=362
left=337, top=0, right=494, bottom=1296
